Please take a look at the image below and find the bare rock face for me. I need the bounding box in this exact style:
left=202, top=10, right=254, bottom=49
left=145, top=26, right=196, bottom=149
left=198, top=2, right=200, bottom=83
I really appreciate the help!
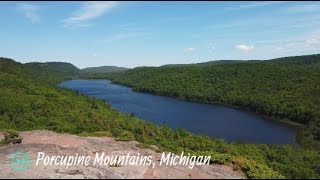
left=0, top=130, right=246, bottom=179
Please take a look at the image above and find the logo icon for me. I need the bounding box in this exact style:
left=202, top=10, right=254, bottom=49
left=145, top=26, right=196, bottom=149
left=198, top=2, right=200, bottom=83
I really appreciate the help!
left=11, top=151, right=30, bottom=171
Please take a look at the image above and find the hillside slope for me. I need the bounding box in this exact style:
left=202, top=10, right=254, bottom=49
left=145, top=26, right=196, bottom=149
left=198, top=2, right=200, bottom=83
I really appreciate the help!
left=82, top=66, right=129, bottom=73
left=80, top=66, right=129, bottom=79
left=161, top=54, right=320, bottom=67
left=161, top=60, right=247, bottom=67
left=267, top=54, right=320, bottom=65
left=100, top=54, right=320, bottom=149
left=25, top=62, right=80, bottom=81
left=0, top=57, right=320, bottom=178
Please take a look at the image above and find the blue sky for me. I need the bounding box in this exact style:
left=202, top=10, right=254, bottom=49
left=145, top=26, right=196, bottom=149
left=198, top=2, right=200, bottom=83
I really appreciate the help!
left=0, top=1, right=320, bottom=68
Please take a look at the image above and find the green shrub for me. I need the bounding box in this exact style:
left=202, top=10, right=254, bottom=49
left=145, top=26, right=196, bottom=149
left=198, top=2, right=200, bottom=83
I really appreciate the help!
left=116, top=131, right=135, bottom=141
left=233, top=157, right=285, bottom=179
left=0, top=129, right=22, bottom=145
left=207, top=151, right=233, bottom=164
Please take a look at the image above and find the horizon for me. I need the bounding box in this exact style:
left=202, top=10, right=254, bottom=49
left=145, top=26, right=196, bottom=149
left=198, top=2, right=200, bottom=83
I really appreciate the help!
left=5, top=52, right=317, bottom=69
left=1, top=1, right=320, bottom=68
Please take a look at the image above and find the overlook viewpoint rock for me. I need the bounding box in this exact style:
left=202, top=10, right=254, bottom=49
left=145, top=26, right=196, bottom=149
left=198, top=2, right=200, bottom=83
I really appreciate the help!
left=0, top=130, right=245, bottom=179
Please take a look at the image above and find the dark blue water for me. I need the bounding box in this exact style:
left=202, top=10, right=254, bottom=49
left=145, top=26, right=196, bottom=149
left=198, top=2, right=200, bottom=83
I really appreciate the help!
left=58, top=79, right=297, bottom=145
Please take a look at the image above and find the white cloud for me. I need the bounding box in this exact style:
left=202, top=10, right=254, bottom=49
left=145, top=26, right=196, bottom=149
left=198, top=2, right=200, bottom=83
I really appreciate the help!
left=272, top=39, right=318, bottom=52
left=17, top=3, right=40, bottom=23
left=62, top=1, right=118, bottom=28
left=92, top=53, right=97, bottom=57
left=184, top=48, right=196, bottom=52
left=208, top=43, right=216, bottom=53
left=235, top=44, right=254, bottom=52
left=306, top=38, right=320, bottom=47
left=255, top=29, right=320, bottom=54
left=304, top=30, right=320, bottom=48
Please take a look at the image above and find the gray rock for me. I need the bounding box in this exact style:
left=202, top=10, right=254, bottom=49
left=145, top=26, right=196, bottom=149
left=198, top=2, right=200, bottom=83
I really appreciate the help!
left=0, top=130, right=246, bottom=179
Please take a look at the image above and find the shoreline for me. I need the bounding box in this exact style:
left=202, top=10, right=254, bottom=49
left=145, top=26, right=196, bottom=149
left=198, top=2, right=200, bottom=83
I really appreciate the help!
left=109, top=78, right=305, bottom=131
left=60, top=78, right=302, bottom=146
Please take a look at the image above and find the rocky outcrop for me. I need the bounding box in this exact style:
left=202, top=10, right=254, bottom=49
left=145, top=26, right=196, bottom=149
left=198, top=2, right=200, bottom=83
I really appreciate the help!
left=0, top=130, right=245, bottom=179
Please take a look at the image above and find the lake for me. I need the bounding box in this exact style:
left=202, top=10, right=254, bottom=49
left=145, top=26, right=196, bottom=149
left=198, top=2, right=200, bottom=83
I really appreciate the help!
left=58, top=79, right=297, bottom=145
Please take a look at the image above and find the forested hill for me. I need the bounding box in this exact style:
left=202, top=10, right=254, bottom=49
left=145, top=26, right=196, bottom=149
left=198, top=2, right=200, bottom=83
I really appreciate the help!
left=99, top=54, right=320, bottom=150
left=161, top=60, right=247, bottom=67
left=1, top=57, right=320, bottom=178
left=25, top=62, right=80, bottom=81
left=161, top=54, right=320, bottom=67
left=0, top=58, right=66, bottom=84
left=82, top=66, right=129, bottom=73
left=267, top=54, right=320, bottom=65
left=79, top=66, right=129, bottom=79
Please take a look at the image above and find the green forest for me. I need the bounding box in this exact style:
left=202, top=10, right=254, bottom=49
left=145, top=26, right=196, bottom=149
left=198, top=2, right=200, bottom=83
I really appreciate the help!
left=0, top=55, right=320, bottom=178
left=89, top=54, right=320, bottom=150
